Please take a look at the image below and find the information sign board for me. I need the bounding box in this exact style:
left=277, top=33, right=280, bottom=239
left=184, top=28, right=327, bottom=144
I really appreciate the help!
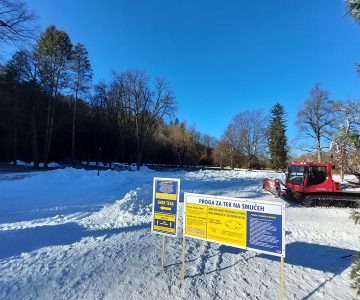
left=184, top=193, right=285, bottom=257
left=151, top=177, right=180, bottom=236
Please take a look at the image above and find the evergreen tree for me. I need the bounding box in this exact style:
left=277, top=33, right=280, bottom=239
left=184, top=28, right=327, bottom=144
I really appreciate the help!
left=269, top=103, right=288, bottom=171
left=70, top=43, right=93, bottom=164
left=349, top=133, right=360, bottom=149
left=346, top=0, right=360, bottom=23
left=35, top=25, right=72, bottom=167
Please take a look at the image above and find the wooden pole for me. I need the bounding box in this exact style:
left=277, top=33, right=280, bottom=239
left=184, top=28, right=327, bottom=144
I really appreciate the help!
left=179, top=234, right=186, bottom=281
left=161, top=235, right=166, bottom=269
left=280, top=256, right=285, bottom=300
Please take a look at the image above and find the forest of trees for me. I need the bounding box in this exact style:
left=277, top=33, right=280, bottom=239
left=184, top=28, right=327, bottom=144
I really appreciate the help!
left=1, top=35, right=360, bottom=171
left=0, top=22, right=217, bottom=168
left=0, top=1, right=359, bottom=173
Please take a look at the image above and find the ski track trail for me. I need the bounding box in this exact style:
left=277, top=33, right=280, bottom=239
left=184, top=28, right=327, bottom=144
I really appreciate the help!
left=0, top=168, right=359, bottom=299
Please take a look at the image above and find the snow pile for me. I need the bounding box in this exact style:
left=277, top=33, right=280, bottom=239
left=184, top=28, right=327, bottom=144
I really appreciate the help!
left=47, top=162, right=61, bottom=168
left=333, top=174, right=359, bottom=183
left=8, top=161, right=61, bottom=168
left=139, top=165, right=151, bottom=171
left=185, top=169, right=283, bottom=181
left=79, top=185, right=153, bottom=230
left=8, top=160, right=28, bottom=166
left=333, top=174, right=360, bottom=191
left=0, top=168, right=130, bottom=212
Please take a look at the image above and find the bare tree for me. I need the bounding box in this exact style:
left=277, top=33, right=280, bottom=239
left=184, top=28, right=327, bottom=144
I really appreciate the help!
left=330, top=99, right=360, bottom=179
left=227, top=110, right=268, bottom=168
left=91, top=81, right=108, bottom=165
left=296, top=84, right=335, bottom=162
left=121, top=70, right=176, bottom=167
left=168, top=123, right=196, bottom=166
left=0, top=0, right=37, bottom=46
left=222, top=123, right=238, bottom=169
left=212, top=140, right=236, bottom=168
left=200, top=134, right=217, bottom=149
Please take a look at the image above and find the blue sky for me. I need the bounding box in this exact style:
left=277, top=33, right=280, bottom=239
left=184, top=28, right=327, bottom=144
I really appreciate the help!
left=17, top=1, right=360, bottom=145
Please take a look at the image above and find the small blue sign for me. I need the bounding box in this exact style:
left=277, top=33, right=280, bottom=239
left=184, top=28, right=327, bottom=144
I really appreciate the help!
left=151, top=178, right=180, bottom=236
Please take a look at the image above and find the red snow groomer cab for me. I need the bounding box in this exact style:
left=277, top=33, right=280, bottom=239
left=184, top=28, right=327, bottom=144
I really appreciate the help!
left=263, top=162, right=360, bottom=207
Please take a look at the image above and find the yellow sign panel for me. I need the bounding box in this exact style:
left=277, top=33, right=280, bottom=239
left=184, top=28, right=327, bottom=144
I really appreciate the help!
left=153, top=225, right=175, bottom=233
left=184, top=193, right=285, bottom=257
left=155, top=192, right=177, bottom=200
left=154, top=212, right=176, bottom=222
left=185, top=203, right=247, bottom=247
left=153, top=212, right=176, bottom=234
left=207, top=206, right=246, bottom=247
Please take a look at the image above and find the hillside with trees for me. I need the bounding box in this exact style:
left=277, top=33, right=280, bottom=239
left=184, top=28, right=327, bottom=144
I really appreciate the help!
left=0, top=23, right=215, bottom=168
left=0, top=0, right=359, bottom=173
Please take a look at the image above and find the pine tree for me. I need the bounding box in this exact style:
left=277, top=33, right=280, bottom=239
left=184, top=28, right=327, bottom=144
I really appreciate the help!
left=70, top=43, right=93, bottom=165
left=346, top=0, right=360, bottom=23
left=269, top=103, right=288, bottom=171
left=35, top=25, right=72, bottom=167
left=349, top=133, right=360, bottom=149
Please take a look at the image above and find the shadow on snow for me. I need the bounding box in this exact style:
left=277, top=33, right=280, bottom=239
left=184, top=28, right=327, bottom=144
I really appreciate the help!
left=258, top=241, right=355, bottom=274
left=0, top=222, right=149, bottom=260
left=185, top=241, right=355, bottom=278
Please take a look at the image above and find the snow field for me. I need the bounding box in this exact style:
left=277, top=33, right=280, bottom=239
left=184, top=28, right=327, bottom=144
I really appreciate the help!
left=0, top=168, right=359, bottom=299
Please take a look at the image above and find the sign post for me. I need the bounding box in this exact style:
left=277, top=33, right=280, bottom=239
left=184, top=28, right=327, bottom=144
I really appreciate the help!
left=151, top=177, right=180, bottom=268
left=179, top=234, right=186, bottom=281
left=280, top=256, right=285, bottom=300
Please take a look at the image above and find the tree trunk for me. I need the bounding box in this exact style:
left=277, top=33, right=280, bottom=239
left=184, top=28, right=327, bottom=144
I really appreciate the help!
left=44, top=71, right=60, bottom=168
left=43, top=96, right=52, bottom=168
left=71, top=95, right=77, bottom=166
left=340, top=146, right=345, bottom=181
left=44, top=95, right=57, bottom=168
left=136, top=140, right=142, bottom=169
left=316, top=136, right=322, bottom=162
left=31, top=97, right=39, bottom=169
left=12, top=128, right=17, bottom=166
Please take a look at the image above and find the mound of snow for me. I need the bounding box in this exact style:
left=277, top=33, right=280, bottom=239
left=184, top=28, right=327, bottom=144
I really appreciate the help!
left=79, top=185, right=152, bottom=230
left=8, top=160, right=28, bottom=166
left=139, top=165, right=152, bottom=171
left=7, top=161, right=61, bottom=168
left=185, top=169, right=284, bottom=181
left=47, top=162, right=61, bottom=168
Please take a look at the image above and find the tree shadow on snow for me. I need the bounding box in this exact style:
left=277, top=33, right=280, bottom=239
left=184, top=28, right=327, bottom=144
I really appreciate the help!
left=258, top=241, right=355, bottom=274
left=218, top=245, right=244, bottom=255
left=184, top=245, right=246, bottom=278
left=0, top=222, right=149, bottom=260
left=183, top=242, right=355, bottom=282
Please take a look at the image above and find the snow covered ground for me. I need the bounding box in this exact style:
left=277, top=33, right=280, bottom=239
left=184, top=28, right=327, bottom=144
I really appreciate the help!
left=0, top=168, right=359, bottom=299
